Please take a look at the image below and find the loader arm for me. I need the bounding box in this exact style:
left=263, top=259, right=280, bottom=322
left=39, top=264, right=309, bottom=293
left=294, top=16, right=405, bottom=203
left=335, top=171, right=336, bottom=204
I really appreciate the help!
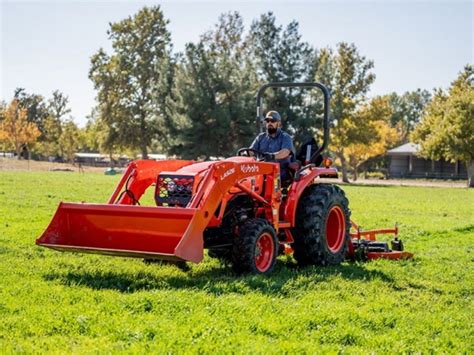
left=175, top=161, right=280, bottom=261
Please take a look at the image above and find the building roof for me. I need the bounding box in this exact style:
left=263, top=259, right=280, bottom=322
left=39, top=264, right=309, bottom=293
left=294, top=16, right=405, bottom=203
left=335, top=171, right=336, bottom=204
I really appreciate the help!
left=148, top=154, right=167, bottom=160
left=75, top=153, right=130, bottom=159
left=135, top=153, right=167, bottom=160
left=387, top=143, right=420, bottom=156
left=74, top=153, right=108, bottom=159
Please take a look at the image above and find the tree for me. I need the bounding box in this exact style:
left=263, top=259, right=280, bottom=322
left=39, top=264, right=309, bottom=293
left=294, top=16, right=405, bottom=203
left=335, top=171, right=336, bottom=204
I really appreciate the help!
left=313, top=43, right=376, bottom=182
left=59, top=119, right=81, bottom=164
left=80, top=109, right=126, bottom=167
left=36, top=91, right=72, bottom=158
left=11, top=89, right=73, bottom=158
left=82, top=109, right=106, bottom=153
left=247, top=12, right=316, bottom=145
left=152, top=53, right=178, bottom=153
left=0, top=99, right=41, bottom=158
left=343, top=97, right=398, bottom=180
left=412, top=65, right=474, bottom=187
left=14, top=88, right=49, bottom=134
left=48, top=90, right=71, bottom=122
left=169, top=12, right=257, bottom=159
left=37, top=115, right=63, bottom=157
left=385, top=89, right=431, bottom=144
left=89, top=6, right=173, bottom=158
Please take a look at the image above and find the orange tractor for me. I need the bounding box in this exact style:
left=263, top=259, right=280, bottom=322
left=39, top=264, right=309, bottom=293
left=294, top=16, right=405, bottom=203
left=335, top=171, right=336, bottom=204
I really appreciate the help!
left=37, top=82, right=412, bottom=274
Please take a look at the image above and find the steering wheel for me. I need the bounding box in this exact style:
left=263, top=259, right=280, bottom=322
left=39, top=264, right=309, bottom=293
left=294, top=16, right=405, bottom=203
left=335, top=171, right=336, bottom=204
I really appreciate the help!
left=237, top=148, right=262, bottom=157
left=236, top=148, right=275, bottom=162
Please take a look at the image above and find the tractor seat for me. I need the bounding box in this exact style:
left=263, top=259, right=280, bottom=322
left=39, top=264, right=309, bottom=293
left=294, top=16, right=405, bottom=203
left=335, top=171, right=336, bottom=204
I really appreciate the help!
left=282, top=161, right=302, bottom=188
left=288, top=161, right=302, bottom=172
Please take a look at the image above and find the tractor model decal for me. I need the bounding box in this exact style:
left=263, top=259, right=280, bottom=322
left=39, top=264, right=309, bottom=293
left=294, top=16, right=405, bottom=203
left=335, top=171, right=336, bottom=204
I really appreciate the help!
left=220, top=167, right=235, bottom=181
left=240, top=164, right=259, bottom=174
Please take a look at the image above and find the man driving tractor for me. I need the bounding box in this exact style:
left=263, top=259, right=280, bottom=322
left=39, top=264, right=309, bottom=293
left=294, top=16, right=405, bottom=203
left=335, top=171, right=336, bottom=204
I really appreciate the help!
left=250, top=110, right=295, bottom=180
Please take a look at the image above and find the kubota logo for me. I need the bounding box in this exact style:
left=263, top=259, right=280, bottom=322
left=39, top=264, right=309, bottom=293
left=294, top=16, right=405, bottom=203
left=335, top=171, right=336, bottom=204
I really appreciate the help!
left=240, top=164, right=259, bottom=174
left=220, top=167, right=235, bottom=180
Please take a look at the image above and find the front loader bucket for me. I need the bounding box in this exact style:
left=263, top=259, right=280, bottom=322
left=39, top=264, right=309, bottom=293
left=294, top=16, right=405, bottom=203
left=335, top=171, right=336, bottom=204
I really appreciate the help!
left=36, top=202, right=204, bottom=263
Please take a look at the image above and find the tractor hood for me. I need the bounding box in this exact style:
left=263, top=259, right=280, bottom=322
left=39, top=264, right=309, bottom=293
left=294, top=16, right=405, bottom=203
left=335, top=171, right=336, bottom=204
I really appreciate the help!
left=175, top=156, right=255, bottom=174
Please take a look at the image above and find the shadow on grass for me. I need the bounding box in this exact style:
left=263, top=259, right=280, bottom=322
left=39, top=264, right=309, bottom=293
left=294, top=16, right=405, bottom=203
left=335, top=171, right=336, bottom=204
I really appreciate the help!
left=453, top=224, right=474, bottom=234
left=43, top=259, right=394, bottom=295
left=340, top=183, right=395, bottom=189
left=0, top=246, right=11, bottom=254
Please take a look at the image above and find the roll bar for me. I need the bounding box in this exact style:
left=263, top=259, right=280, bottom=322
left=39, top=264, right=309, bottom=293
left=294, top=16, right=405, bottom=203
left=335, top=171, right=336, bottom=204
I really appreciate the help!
left=256, top=82, right=331, bottom=161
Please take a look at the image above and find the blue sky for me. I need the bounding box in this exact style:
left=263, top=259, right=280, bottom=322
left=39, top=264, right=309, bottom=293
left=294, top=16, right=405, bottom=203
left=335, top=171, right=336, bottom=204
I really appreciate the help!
left=1, top=1, right=473, bottom=126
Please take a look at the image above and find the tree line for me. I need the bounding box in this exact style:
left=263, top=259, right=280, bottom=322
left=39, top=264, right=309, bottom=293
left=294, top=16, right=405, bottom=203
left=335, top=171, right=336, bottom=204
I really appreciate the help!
left=0, top=6, right=472, bottom=185
left=0, top=89, right=83, bottom=163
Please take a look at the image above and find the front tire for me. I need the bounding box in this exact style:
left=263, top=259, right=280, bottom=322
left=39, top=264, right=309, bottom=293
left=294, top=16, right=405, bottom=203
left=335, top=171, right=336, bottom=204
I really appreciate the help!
left=232, top=218, right=278, bottom=275
left=292, top=184, right=351, bottom=266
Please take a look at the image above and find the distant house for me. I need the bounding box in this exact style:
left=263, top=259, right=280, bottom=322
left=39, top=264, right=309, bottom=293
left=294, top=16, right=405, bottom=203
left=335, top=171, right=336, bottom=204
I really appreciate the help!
left=387, top=143, right=467, bottom=179
left=0, top=152, right=15, bottom=158
left=147, top=154, right=167, bottom=160
left=74, top=153, right=129, bottom=167
left=135, top=153, right=167, bottom=160
left=74, top=153, right=110, bottom=167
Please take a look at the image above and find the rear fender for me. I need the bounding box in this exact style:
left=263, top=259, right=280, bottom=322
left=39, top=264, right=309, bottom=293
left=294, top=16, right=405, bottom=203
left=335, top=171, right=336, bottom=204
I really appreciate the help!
left=283, top=168, right=338, bottom=226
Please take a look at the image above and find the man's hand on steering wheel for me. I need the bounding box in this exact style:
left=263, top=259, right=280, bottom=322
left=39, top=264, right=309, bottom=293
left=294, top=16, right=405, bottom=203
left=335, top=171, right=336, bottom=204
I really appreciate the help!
left=262, top=152, right=276, bottom=162
left=237, top=148, right=262, bottom=158
left=237, top=148, right=276, bottom=162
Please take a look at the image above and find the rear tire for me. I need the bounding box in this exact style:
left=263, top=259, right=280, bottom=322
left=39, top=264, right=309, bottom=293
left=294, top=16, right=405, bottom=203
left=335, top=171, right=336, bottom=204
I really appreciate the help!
left=292, top=184, right=350, bottom=266
left=232, top=218, right=278, bottom=275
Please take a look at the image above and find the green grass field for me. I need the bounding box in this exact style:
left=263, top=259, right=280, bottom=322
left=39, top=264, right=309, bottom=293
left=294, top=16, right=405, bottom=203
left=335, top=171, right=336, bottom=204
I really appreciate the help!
left=1, top=171, right=473, bottom=353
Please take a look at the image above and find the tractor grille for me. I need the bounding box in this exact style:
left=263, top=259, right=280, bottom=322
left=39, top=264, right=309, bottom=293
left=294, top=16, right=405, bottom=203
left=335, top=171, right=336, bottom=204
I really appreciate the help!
left=155, top=175, right=194, bottom=206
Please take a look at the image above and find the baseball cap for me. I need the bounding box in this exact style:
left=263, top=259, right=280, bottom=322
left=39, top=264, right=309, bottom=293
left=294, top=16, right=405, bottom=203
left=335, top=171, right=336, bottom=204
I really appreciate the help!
left=265, top=111, right=281, bottom=121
